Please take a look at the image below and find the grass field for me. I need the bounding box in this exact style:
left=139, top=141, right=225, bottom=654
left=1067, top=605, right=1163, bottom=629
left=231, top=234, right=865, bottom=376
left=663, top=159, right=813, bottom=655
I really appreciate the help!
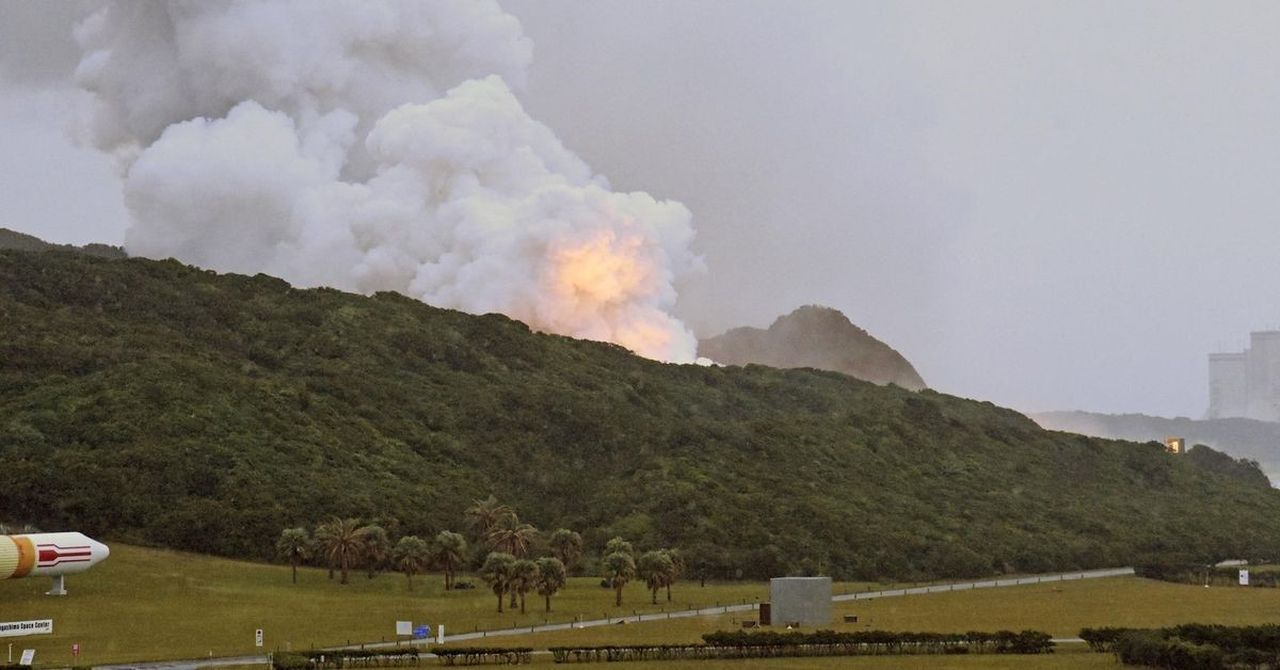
left=203, top=650, right=1113, bottom=670
left=0, top=544, right=825, bottom=667
left=446, top=574, right=1280, bottom=649
left=6, top=544, right=1280, bottom=668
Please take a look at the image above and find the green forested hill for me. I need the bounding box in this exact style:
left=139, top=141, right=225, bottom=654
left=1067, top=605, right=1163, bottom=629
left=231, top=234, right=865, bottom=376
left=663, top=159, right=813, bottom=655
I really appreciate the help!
left=1, top=249, right=1278, bottom=580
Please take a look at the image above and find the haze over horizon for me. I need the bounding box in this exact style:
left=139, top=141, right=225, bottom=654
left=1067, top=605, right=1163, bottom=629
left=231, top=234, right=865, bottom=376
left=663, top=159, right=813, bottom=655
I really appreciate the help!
left=3, top=0, right=1279, bottom=419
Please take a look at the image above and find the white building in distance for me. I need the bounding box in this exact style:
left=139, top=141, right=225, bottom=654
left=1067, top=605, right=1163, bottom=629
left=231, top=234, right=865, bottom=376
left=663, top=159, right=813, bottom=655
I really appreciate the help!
left=1208, top=331, right=1280, bottom=421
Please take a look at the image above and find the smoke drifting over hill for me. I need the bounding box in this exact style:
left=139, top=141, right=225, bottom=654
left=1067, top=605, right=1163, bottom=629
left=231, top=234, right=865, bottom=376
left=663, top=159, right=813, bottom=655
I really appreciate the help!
left=73, top=1, right=701, bottom=362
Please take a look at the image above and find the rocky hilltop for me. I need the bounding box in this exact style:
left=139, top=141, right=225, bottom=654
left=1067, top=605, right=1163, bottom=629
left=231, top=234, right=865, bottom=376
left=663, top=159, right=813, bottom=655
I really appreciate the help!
left=699, top=305, right=926, bottom=390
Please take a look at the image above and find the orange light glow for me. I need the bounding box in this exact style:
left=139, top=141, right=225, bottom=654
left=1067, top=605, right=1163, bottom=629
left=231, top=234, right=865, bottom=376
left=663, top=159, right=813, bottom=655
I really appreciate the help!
left=553, top=231, right=648, bottom=305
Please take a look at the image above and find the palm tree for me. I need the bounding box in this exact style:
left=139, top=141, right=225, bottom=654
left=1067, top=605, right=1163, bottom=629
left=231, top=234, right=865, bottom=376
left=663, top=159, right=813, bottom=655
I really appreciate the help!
left=315, top=517, right=363, bottom=584
left=602, top=551, right=636, bottom=607
left=393, top=535, right=430, bottom=591
left=534, top=557, right=566, bottom=613
left=637, top=550, right=675, bottom=605
left=605, top=536, right=634, bottom=557
left=548, top=529, right=582, bottom=570
left=663, top=549, right=683, bottom=602
left=486, top=515, right=538, bottom=558
left=358, top=524, right=391, bottom=579
left=480, top=552, right=517, bottom=613
left=511, top=559, right=539, bottom=614
left=275, top=528, right=312, bottom=584
left=432, top=530, right=467, bottom=590
left=465, top=496, right=515, bottom=538
left=313, top=520, right=338, bottom=580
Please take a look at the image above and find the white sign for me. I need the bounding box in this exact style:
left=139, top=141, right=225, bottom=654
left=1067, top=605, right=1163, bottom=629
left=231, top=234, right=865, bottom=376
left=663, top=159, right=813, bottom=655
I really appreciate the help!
left=437, top=625, right=444, bottom=644
left=395, top=621, right=412, bottom=636
left=19, top=649, right=34, bottom=666
left=1240, top=569, right=1250, bottom=586
left=0, top=621, right=52, bottom=638
left=255, top=629, right=264, bottom=647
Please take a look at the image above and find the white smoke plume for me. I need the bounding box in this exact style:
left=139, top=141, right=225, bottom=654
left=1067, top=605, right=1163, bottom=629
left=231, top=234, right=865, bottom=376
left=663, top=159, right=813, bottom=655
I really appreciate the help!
left=74, top=0, right=701, bottom=362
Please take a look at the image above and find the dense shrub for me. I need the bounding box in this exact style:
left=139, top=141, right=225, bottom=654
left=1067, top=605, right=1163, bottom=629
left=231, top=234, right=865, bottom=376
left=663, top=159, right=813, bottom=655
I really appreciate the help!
left=1093, top=624, right=1280, bottom=668
left=433, top=648, right=531, bottom=666
left=271, top=649, right=419, bottom=670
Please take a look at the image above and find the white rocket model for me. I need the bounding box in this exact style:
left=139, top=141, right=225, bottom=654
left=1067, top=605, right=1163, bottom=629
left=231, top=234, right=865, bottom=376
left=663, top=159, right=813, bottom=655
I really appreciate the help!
left=0, top=532, right=110, bottom=595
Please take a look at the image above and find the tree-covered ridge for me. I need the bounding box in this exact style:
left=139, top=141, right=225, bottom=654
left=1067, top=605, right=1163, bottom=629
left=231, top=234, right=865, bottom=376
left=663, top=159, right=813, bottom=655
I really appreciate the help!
left=0, top=227, right=125, bottom=258
left=1, top=249, right=1278, bottom=580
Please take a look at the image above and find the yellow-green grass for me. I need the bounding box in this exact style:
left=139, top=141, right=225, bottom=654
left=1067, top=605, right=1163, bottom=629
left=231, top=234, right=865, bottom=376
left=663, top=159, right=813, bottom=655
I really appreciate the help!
left=203, top=650, right=1111, bottom=670
left=0, top=544, right=786, bottom=667
left=446, top=575, right=1280, bottom=650
left=531, top=653, right=1113, bottom=669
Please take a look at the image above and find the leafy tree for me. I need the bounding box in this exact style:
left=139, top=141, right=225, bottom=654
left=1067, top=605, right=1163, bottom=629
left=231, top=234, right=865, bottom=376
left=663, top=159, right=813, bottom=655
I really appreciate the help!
left=393, top=535, right=430, bottom=590
left=549, top=529, right=582, bottom=570
left=432, top=530, right=467, bottom=590
left=358, top=524, right=391, bottom=579
left=480, top=552, right=517, bottom=613
left=602, top=551, right=636, bottom=607
left=315, top=517, right=363, bottom=584
left=465, top=496, right=515, bottom=538
left=275, top=527, right=311, bottom=584
left=684, top=542, right=730, bottom=587
left=637, top=550, right=676, bottom=604
left=511, top=559, right=539, bottom=614
left=605, top=536, right=634, bottom=557
left=486, top=515, right=538, bottom=558
left=534, top=556, right=566, bottom=613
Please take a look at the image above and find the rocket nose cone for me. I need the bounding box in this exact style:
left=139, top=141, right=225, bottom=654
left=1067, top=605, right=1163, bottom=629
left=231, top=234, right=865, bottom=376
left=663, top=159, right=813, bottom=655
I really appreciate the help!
left=88, top=538, right=110, bottom=564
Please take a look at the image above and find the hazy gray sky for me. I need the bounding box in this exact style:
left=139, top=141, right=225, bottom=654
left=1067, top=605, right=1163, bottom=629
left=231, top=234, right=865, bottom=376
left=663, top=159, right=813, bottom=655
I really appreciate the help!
left=3, top=1, right=1279, bottom=419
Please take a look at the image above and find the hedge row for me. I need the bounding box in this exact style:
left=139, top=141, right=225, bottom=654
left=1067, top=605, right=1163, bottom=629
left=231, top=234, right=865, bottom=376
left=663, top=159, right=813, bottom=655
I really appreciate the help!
left=548, top=629, right=1053, bottom=663
left=1084, top=624, right=1280, bottom=668
left=273, top=649, right=420, bottom=670
left=703, top=629, right=1053, bottom=653
left=1136, top=564, right=1280, bottom=588
left=433, top=648, right=532, bottom=666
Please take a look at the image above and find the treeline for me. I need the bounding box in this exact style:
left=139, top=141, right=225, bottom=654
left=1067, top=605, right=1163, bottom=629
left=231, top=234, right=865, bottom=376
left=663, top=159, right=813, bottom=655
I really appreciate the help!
left=1083, top=624, right=1280, bottom=669
left=8, top=250, right=1280, bottom=581
left=275, top=497, right=683, bottom=612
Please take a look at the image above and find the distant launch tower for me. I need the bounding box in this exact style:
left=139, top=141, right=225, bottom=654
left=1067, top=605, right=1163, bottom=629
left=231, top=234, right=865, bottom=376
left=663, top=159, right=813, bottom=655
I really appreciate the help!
left=1207, top=331, right=1280, bottom=421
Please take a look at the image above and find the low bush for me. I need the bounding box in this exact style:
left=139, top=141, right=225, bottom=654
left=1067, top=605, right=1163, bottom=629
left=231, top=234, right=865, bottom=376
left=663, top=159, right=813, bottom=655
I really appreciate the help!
left=434, top=648, right=531, bottom=666
left=547, top=629, right=1053, bottom=663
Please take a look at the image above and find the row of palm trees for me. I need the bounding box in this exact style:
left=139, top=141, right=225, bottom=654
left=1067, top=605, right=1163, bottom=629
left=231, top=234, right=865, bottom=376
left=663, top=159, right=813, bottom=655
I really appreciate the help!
left=275, top=519, right=467, bottom=589
left=273, top=497, right=683, bottom=612
left=600, top=537, right=684, bottom=607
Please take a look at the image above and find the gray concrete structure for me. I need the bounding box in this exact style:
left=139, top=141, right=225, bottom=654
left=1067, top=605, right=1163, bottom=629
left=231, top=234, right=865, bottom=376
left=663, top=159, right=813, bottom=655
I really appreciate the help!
left=1208, top=331, right=1280, bottom=421
left=769, top=577, right=832, bottom=627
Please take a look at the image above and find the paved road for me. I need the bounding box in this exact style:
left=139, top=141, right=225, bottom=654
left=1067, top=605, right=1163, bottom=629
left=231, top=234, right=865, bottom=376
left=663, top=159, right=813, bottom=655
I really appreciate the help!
left=94, top=567, right=1132, bottom=670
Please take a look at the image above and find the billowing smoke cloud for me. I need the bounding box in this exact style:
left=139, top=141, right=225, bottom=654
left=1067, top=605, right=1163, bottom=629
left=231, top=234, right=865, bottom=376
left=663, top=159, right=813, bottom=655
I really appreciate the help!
left=74, top=0, right=701, bottom=362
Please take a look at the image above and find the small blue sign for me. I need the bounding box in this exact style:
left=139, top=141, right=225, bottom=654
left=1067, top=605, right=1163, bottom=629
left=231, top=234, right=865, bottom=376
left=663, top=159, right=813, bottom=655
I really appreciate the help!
left=413, top=625, right=431, bottom=639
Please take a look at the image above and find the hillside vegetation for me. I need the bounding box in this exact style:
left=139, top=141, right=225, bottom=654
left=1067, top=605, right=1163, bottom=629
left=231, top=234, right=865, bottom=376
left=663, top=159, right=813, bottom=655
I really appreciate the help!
left=2, top=250, right=1280, bottom=580
left=0, top=227, right=126, bottom=258
left=699, top=305, right=926, bottom=390
left=1034, top=410, right=1280, bottom=482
